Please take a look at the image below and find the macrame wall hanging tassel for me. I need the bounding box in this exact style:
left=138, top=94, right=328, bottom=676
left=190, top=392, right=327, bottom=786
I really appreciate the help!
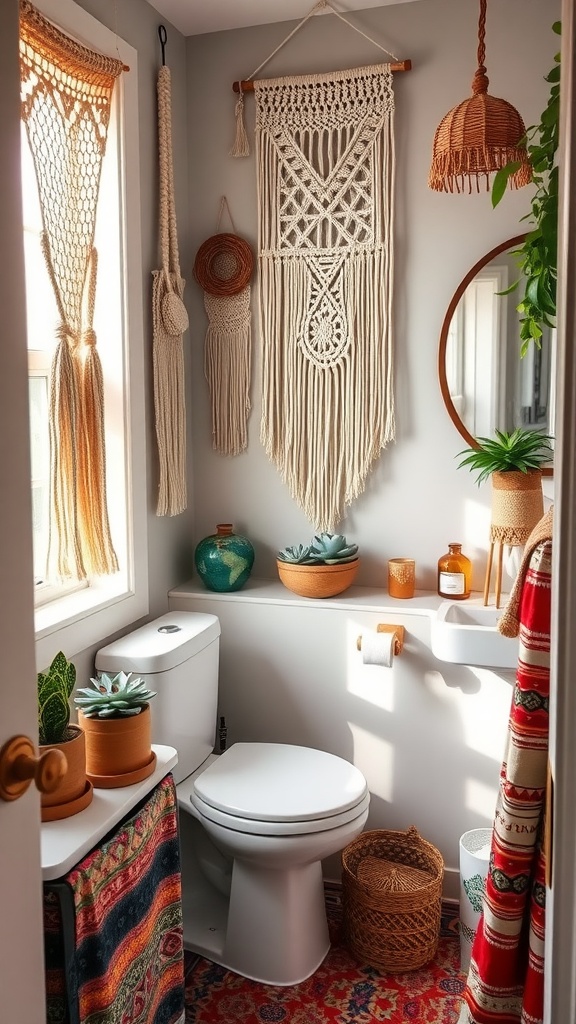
left=193, top=197, right=254, bottom=455
left=230, top=84, right=250, bottom=158
left=153, top=34, right=189, bottom=517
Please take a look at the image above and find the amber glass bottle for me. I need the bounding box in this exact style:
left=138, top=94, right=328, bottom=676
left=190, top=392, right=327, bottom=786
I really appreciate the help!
left=437, top=543, right=472, bottom=600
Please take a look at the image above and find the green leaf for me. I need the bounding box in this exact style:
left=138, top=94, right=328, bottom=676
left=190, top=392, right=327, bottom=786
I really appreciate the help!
left=491, top=164, right=520, bottom=208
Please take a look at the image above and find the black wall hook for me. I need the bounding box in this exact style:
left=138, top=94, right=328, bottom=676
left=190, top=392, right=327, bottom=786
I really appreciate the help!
left=158, top=24, right=167, bottom=66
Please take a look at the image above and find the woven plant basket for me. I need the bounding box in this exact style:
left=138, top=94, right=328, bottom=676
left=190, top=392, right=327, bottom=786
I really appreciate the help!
left=341, top=827, right=444, bottom=973
left=276, top=558, right=359, bottom=599
left=490, top=469, right=544, bottom=546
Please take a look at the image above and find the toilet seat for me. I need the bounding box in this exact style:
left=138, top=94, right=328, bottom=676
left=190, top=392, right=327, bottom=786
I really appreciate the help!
left=189, top=742, right=370, bottom=836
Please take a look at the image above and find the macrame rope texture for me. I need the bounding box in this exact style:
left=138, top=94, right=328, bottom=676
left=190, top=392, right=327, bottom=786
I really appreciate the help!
left=194, top=199, right=254, bottom=457
left=153, top=63, right=188, bottom=516
left=256, top=64, right=396, bottom=531
left=20, top=0, right=121, bottom=579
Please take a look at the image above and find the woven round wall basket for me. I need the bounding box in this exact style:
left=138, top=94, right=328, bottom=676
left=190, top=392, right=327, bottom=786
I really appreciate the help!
left=193, top=232, right=254, bottom=296
left=341, top=826, right=444, bottom=973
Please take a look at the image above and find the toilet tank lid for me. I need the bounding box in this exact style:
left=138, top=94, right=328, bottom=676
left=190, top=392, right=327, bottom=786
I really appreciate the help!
left=95, top=611, right=220, bottom=674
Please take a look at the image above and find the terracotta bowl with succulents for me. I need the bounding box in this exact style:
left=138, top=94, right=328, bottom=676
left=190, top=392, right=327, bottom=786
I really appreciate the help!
left=277, top=533, right=359, bottom=598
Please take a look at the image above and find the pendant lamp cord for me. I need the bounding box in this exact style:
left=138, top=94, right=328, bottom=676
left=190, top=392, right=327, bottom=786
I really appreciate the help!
left=472, top=0, right=489, bottom=95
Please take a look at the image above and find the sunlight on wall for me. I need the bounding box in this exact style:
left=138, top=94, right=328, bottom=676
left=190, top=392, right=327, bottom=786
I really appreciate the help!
left=457, top=667, right=511, bottom=761
left=349, top=723, right=394, bottom=805
left=345, top=618, right=395, bottom=713
left=463, top=496, right=491, bottom=549
left=465, top=776, right=498, bottom=823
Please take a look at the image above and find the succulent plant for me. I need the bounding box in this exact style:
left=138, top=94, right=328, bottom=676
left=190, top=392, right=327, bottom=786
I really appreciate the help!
left=311, top=533, right=359, bottom=564
left=74, top=671, right=156, bottom=719
left=38, top=651, right=77, bottom=745
left=278, top=533, right=358, bottom=565
left=277, top=543, right=318, bottom=564
left=457, top=428, right=554, bottom=486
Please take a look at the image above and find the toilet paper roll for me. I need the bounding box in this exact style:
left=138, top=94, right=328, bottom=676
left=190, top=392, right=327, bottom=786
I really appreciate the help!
left=361, top=630, right=395, bottom=667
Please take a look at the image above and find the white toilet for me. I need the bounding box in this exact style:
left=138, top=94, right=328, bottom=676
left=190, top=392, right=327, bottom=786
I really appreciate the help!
left=96, top=610, right=370, bottom=986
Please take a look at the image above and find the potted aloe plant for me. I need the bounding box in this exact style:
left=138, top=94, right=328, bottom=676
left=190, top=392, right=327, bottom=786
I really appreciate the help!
left=38, top=651, right=93, bottom=820
left=277, top=533, right=359, bottom=598
left=457, top=427, right=553, bottom=545
left=75, top=671, right=157, bottom=788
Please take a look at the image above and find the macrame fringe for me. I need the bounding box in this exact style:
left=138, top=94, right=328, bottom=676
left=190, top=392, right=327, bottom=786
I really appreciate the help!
left=230, top=90, right=250, bottom=157
left=203, top=287, right=252, bottom=456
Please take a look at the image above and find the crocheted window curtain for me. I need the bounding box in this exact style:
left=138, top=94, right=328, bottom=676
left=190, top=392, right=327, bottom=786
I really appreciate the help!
left=256, top=64, right=396, bottom=532
left=19, top=0, right=124, bottom=579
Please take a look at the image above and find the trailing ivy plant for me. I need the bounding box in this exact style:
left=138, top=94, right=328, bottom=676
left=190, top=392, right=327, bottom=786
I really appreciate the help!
left=491, top=21, right=561, bottom=356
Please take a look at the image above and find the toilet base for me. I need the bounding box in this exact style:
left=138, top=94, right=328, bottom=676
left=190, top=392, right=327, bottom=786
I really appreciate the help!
left=179, top=813, right=330, bottom=985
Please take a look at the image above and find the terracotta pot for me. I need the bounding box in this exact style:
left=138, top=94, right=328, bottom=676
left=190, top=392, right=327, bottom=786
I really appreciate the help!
left=40, top=725, right=93, bottom=822
left=490, top=470, right=544, bottom=546
left=277, top=558, right=359, bottom=599
left=78, top=704, right=156, bottom=788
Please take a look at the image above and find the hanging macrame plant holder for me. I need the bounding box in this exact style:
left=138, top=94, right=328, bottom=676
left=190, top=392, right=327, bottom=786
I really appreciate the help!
left=193, top=199, right=254, bottom=456
left=152, top=61, right=189, bottom=516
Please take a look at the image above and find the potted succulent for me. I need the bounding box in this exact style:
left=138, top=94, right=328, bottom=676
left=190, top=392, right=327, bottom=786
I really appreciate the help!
left=457, top=427, right=553, bottom=545
left=277, top=533, right=359, bottom=598
left=38, top=651, right=93, bottom=821
left=75, top=671, right=157, bottom=788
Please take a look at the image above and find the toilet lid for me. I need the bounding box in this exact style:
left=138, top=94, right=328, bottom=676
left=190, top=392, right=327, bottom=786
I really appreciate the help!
left=192, top=742, right=368, bottom=823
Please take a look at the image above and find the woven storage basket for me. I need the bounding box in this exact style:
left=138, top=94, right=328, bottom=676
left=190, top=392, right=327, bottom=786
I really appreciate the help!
left=341, top=827, right=444, bottom=973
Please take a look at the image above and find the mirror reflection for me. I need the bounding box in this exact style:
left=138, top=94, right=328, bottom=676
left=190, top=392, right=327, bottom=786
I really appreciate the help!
left=439, top=235, right=555, bottom=473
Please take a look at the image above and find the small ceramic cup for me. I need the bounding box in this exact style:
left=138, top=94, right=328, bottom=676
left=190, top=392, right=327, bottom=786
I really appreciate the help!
left=388, top=558, right=416, bottom=599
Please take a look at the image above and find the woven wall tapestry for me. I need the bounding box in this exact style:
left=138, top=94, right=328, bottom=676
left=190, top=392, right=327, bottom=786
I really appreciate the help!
left=255, top=64, right=396, bottom=532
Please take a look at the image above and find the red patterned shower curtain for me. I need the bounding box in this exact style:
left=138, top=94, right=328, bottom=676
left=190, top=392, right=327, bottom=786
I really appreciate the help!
left=460, top=526, right=552, bottom=1024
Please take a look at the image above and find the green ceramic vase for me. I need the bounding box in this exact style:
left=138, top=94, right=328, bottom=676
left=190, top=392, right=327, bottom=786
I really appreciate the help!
left=194, top=523, right=255, bottom=592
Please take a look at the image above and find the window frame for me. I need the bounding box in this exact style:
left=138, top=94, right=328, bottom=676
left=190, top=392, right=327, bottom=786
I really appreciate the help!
left=28, top=0, right=148, bottom=672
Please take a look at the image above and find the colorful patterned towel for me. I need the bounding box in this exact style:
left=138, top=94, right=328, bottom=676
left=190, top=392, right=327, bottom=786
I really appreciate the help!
left=460, top=535, right=551, bottom=1024
left=44, top=774, right=184, bottom=1024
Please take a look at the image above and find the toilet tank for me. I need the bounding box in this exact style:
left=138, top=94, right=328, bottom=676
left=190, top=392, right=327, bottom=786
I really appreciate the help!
left=95, top=611, right=221, bottom=785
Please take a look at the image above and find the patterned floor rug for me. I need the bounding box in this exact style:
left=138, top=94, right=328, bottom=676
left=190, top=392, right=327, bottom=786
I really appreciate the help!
left=184, top=888, right=466, bottom=1022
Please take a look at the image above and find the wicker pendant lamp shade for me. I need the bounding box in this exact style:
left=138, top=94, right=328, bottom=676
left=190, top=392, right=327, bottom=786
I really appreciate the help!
left=429, top=0, right=532, bottom=194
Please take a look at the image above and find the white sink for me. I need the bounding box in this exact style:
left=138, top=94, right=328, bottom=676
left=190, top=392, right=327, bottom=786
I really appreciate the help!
left=431, top=600, right=519, bottom=669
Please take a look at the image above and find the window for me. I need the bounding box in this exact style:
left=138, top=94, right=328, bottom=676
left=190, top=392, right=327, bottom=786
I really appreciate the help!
left=21, top=0, right=148, bottom=669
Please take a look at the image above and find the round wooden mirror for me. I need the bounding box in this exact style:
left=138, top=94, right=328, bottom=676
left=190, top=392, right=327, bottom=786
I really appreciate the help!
left=438, top=235, right=554, bottom=476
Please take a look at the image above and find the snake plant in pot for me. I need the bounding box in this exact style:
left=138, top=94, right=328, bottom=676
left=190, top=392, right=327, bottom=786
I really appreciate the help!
left=277, top=533, right=360, bottom=598
left=75, top=671, right=157, bottom=787
left=38, top=651, right=93, bottom=820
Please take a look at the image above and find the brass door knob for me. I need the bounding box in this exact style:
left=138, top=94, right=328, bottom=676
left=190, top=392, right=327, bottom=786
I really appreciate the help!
left=0, top=735, right=68, bottom=802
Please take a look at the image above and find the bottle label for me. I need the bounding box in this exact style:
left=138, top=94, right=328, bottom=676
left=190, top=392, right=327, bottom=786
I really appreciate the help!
left=439, top=571, right=465, bottom=596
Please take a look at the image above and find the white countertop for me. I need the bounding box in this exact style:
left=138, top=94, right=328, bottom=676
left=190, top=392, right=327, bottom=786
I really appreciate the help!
left=41, top=744, right=178, bottom=881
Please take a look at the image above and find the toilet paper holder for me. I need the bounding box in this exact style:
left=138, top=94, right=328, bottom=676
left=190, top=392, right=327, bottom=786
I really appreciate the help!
left=356, top=624, right=405, bottom=656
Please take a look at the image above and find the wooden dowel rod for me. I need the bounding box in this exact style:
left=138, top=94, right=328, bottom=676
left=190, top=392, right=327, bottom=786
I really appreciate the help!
left=233, top=59, right=412, bottom=92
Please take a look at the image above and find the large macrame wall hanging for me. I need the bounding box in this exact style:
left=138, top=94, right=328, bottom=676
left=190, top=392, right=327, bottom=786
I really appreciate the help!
left=229, top=0, right=408, bottom=530
left=255, top=64, right=397, bottom=531
left=19, top=0, right=124, bottom=579
left=153, top=30, right=189, bottom=516
left=193, top=199, right=254, bottom=457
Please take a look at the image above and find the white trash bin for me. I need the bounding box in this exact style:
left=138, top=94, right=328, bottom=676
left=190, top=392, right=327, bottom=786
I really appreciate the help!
left=459, top=828, right=492, bottom=972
